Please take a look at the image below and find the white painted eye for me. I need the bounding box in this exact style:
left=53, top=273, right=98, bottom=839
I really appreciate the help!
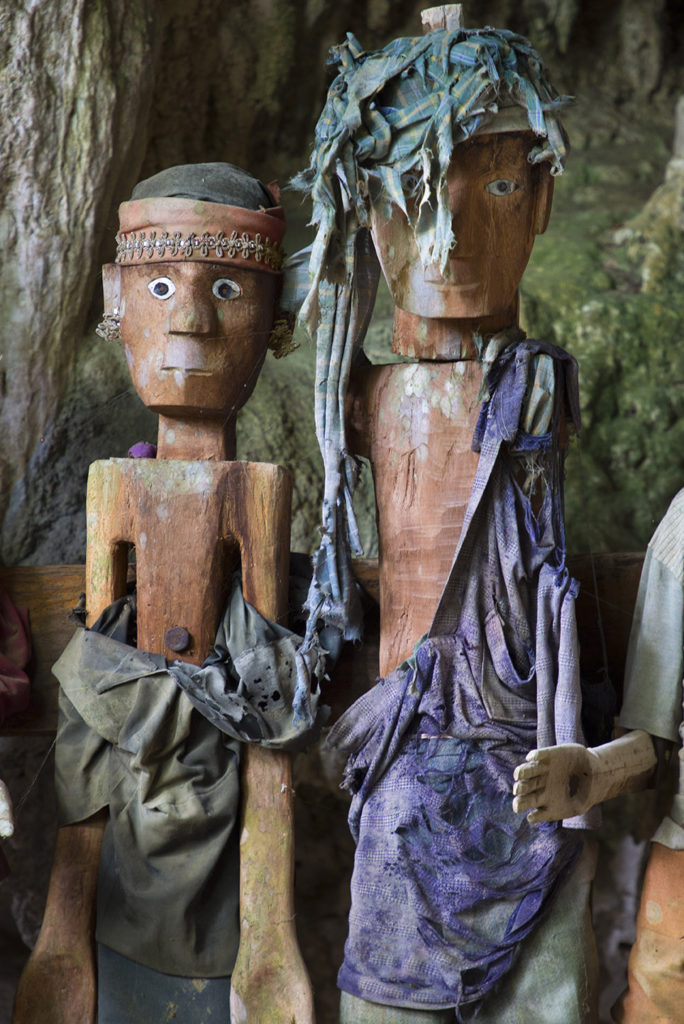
left=485, top=179, right=519, bottom=196
left=212, top=278, right=241, bottom=301
left=148, top=277, right=176, bottom=299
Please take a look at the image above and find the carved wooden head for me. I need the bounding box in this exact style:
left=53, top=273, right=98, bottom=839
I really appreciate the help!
left=369, top=131, right=554, bottom=320
left=102, top=164, right=285, bottom=421
left=108, top=258, right=279, bottom=419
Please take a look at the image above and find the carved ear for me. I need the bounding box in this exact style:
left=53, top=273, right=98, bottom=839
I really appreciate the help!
left=265, top=179, right=281, bottom=205
left=533, top=167, right=554, bottom=236
left=102, top=263, right=122, bottom=314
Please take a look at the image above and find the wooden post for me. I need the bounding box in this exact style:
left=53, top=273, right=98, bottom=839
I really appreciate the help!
left=420, top=4, right=463, bottom=33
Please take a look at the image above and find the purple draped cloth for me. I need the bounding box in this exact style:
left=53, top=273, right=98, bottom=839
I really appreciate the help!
left=328, top=340, right=592, bottom=1019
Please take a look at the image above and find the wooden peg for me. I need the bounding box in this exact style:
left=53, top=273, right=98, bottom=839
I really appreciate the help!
left=421, top=4, right=463, bottom=33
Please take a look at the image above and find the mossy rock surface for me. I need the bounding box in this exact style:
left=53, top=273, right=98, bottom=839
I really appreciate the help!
left=520, top=107, right=684, bottom=554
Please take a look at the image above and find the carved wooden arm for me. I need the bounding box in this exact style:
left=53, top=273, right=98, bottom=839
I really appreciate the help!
left=512, top=730, right=658, bottom=823
left=12, top=812, right=106, bottom=1024
left=229, top=464, right=315, bottom=1024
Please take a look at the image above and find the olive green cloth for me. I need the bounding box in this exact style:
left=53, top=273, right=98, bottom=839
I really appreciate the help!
left=54, top=578, right=325, bottom=977
left=131, top=161, right=276, bottom=210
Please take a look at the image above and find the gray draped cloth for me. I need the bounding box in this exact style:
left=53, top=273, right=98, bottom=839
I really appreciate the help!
left=54, top=575, right=326, bottom=977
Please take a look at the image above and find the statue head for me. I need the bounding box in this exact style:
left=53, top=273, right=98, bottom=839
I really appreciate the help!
left=368, top=128, right=554, bottom=320
left=294, top=25, right=567, bottom=327
left=99, top=163, right=287, bottom=422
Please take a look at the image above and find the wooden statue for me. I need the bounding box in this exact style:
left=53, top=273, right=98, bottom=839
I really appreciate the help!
left=13, top=163, right=315, bottom=1024
left=513, top=489, right=684, bottom=1022
left=294, top=6, right=599, bottom=1022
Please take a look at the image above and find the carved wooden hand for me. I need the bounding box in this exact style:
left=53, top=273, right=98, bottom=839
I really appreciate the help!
left=512, top=730, right=657, bottom=823
left=0, top=778, right=13, bottom=837
left=512, top=743, right=595, bottom=822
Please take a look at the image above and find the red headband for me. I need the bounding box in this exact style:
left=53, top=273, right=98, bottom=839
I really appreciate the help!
left=116, top=197, right=285, bottom=272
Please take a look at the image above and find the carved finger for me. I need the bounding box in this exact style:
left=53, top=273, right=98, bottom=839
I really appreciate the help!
left=512, top=793, right=545, bottom=814
left=527, top=747, right=554, bottom=762
left=526, top=807, right=553, bottom=824
left=512, top=777, right=545, bottom=797
left=513, top=760, right=547, bottom=782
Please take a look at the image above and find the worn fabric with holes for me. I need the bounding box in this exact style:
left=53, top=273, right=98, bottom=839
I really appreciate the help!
left=54, top=576, right=324, bottom=977
left=327, top=340, right=595, bottom=1018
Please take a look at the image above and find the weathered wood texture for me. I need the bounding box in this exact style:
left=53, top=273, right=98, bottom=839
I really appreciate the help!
left=11, top=813, right=105, bottom=1024
left=231, top=746, right=315, bottom=1023
left=85, top=459, right=291, bottom=661
left=348, top=361, right=482, bottom=675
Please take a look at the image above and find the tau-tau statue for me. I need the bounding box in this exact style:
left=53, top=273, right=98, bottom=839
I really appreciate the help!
left=514, top=488, right=684, bottom=1023
left=13, top=163, right=321, bottom=1024
left=293, top=6, right=599, bottom=1023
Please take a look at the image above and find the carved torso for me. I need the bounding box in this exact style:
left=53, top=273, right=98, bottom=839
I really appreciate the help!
left=85, top=459, right=291, bottom=661
left=349, top=360, right=482, bottom=675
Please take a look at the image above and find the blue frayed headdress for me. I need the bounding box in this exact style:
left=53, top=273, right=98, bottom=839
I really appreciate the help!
left=290, top=26, right=570, bottom=651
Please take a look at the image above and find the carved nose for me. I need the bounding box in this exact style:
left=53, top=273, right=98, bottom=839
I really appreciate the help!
left=446, top=182, right=478, bottom=257
left=449, top=207, right=475, bottom=259
left=167, top=302, right=215, bottom=336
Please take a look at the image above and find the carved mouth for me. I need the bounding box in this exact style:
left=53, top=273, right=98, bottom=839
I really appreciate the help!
left=160, top=367, right=212, bottom=376
left=424, top=261, right=478, bottom=286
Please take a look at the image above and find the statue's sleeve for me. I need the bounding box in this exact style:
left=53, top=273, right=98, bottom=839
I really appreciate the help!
left=619, top=503, right=684, bottom=745
left=619, top=489, right=684, bottom=849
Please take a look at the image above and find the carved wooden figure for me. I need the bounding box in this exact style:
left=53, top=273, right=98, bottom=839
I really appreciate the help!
left=513, top=491, right=684, bottom=1022
left=13, top=164, right=314, bottom=1024
left=353, top=127, right=554, bottom=675
left=296, top=5, right=599, bottom=1022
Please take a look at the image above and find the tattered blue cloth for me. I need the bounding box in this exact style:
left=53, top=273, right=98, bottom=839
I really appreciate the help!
left=328, top=340, right=594, bottom=1018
